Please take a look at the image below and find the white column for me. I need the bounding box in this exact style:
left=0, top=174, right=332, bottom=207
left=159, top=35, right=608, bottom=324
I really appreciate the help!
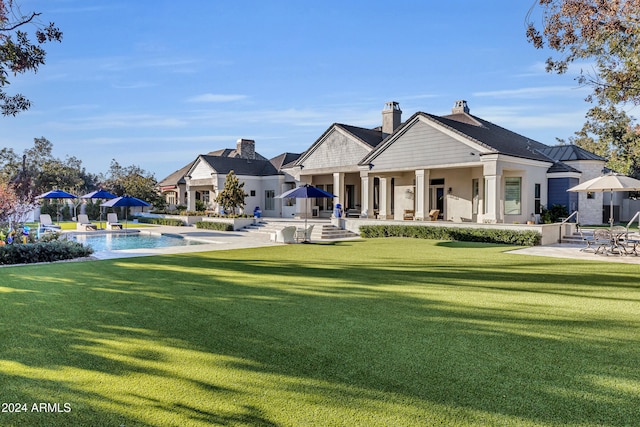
left=333, top=172, right=344, bottom=217
left=414, top=169, right=430, bottom=220
left=187, top=189, right=197, bottom=212
left=483, top=175, right=502, bottom=223
left=379, top=177, right=392, bottom=219
left=360, top=172, right=375, bottom=218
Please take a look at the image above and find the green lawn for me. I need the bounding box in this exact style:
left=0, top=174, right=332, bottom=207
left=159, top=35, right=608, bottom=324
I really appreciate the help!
left=1, top=239, right=639, bottom=426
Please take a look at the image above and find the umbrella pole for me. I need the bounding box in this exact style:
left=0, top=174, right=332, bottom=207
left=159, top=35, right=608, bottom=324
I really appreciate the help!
left=610, top=190, right=614, bottom=231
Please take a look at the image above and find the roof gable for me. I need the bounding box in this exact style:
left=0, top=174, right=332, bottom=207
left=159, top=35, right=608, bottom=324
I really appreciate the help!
left=158, top=161, right=194, bottom=188
left=297, top=124, right=382, bottom=170
left=361, top=114, right=488, bottom=169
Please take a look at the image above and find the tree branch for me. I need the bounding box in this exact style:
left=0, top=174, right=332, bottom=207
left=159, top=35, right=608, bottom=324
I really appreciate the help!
left=0, top=11, right=41, bottom=32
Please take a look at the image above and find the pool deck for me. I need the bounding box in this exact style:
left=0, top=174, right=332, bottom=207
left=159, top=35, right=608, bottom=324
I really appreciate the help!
left=68, top=224, right=640, bottom=263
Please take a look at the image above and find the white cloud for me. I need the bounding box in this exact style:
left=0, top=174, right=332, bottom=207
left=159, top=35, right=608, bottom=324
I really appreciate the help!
left=186, top=94, right=249, bottom=103
left=473, top=86, right=587, bottom=99
left=49, top=113, right=189, bottom=131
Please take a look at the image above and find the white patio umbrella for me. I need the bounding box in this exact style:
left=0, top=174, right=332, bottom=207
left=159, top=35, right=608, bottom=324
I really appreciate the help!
left=567, top=172, right=640, bottom=228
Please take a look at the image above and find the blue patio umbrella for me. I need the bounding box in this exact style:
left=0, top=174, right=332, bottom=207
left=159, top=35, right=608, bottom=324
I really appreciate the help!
left=80, top=189, right=117, bottom=200
left=80, top=189, right=117, bottom=229
left=36, top=189, right=78, bottom=200
left=36, top=189, right=78, bottom=223
left=101, top=196, right=151, bottom=229
left=276, top=184, right=336, bottom=240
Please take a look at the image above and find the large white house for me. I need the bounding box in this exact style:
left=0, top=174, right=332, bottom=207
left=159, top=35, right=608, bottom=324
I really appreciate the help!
left=159, top=100, right=611, bottom=225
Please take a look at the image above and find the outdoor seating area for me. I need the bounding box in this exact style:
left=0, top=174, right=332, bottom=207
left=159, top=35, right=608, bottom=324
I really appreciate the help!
left=580, top=226, right=640, bottom=256
left=270, top=226, right=297, bottom=244
left=295, top=224, right=314, bottom=243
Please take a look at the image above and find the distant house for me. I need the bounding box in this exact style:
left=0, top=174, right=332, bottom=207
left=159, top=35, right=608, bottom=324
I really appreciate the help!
left=159, top=101, right=609, bottom=225
left=157, top=139, right=300, bottom=216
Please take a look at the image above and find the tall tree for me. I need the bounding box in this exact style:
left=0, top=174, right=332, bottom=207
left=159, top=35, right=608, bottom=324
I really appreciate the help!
left=0, top=0, right=62, bottom=115
left=569, top=105, right=640, bottom=177
left=215, top=170, right=247, bottom=215
left=102, top=159, right=162, bottom=206
left=526, top=0, right=640, bottom=106
left=0, top=137, right=98, bottom=198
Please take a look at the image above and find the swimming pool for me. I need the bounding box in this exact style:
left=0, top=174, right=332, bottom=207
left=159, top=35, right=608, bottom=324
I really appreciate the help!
left=74, top=233, right=204, bottom=253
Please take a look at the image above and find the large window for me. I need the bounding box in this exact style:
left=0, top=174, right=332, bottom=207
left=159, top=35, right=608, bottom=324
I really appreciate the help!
left=504, top=177, right=522, bottom=215
left=265, top=190, right=275, bottom=210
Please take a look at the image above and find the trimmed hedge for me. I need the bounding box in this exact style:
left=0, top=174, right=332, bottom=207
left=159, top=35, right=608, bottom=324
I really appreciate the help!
left=0, top=240, right=94, bottom=265
left=135, top=217, right=185, bottom=226
left=195, top=221, right=234, bottom=231
left=359, top=225, right=541, bottom=246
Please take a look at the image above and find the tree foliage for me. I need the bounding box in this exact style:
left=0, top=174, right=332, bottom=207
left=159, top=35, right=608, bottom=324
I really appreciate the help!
left=526, top=0, right=640, bottom=106
left=0, top=179, right=34, bottom=226
left=568, top=105, right=640, bottom=177
left=102, top=159, right=162, bottom=207
left=0, top=137, right=99, bottom=200
left=0, top=179, right=17, bottom=222
left=0, top=0, right=62, bottom=115
left=215, top=170, right=247, bottom=215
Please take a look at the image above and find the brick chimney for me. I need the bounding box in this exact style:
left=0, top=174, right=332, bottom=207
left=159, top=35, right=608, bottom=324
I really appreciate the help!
left=452, top=100, right=470, bottom=114
left=382, top=101, right=402, bottom=135
left=236, top=139, right=256, bottom=160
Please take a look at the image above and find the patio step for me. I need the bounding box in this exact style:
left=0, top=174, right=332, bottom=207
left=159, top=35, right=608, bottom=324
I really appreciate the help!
left=561, top=230, right=591, bottom=245
left=243, top=220, right=358, bottom=240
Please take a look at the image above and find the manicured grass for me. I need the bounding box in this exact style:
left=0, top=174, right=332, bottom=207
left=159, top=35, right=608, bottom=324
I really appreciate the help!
left=0, top=239, right=639, bottom=426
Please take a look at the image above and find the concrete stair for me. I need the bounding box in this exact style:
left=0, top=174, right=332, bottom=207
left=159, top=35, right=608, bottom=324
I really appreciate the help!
left=243, top=220, right=358, bottom=240
left=560, top=229, right=591, bottom=245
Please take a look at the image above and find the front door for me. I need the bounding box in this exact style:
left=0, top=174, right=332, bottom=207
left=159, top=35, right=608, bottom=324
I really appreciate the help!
left=430, top=186, right=444, bottom=219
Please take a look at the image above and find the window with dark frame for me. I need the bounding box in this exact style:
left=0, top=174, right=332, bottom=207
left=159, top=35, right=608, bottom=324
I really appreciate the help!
left=534, top=183, right=541, bottom=214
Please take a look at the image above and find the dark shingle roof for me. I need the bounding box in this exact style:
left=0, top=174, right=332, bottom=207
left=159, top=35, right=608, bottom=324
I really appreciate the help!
left=427, top=112, right=552, bottom=162
left=200, top=155, right=279, bottom=176
left=158, top=162, right=194, bottom=188
left=207, top=148, right=268, bottom=161
left=538, top=145, right=605, bottom=162
left=270, top=152, right=301, bottom=171
left=336, top=124, right=385, bottom=149
left=547, top=161, right=581, bottom=173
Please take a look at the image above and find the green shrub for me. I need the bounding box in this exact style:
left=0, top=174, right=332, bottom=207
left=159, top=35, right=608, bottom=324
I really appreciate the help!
left=195, top=221, right=234, bottom=231
left=205, top=213, right=253, bottom=218
left=0, top=240, right=94, bottom=265
left=135, top=217, right=185, bottom=226
left=177, top=210, right=206, bottom=216
left=359, top=225, right=541, bottom=246
left=540, top=204, right=569, bottom=224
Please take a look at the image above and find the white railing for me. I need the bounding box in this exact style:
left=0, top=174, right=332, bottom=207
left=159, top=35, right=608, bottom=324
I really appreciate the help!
left=626, top=211, right=640, bottom=230
left=559, top=211, right=579, bottom=243
left=560, top=210, right=579, bottom=225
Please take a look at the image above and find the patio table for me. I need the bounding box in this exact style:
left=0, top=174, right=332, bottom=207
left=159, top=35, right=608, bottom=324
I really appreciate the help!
left=619, top=233, right=640, bottom=256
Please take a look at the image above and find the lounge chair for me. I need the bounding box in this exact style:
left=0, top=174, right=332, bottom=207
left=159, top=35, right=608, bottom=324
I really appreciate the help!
left=270, top=226, right=297, bottom=244
left=106, top=213, right=123, bottom=230
left=428, top=209, right=440, bottom=221
left=39, top=214, right=61, bottom=232
left=76, top=214, right=97, bottom=231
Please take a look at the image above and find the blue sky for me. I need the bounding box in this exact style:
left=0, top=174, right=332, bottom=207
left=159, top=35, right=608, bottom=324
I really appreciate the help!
left=2, top=0, right=595, bottom=180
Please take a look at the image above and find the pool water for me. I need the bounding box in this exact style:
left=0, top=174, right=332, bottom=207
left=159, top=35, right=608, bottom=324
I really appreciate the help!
left=74, top=233, right=203, bottom=252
